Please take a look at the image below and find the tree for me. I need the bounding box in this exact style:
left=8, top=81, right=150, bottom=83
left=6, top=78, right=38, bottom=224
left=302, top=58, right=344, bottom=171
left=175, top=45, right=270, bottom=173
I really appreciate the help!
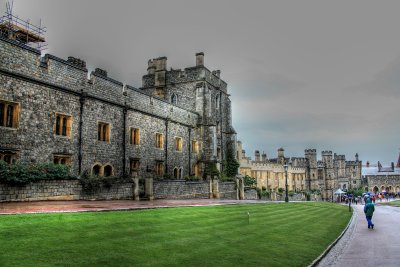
left=223, top=141, right=240, bottom=178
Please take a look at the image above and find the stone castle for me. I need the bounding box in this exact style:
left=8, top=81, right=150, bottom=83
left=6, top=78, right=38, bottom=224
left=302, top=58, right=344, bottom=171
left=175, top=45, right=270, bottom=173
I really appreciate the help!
left=0, top=26, right=235, bottom=182
left=237, top=142, right=363, bottom=200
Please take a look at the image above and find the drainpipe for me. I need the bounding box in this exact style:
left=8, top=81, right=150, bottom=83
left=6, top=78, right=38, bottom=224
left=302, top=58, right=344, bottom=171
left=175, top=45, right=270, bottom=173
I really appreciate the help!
left=189, top=127, right=192, bottom=175
left=219, top=91, right=223, bottom=173
left=122, top=105, right=127, bottom=176
left=78, top=92, right=86, bottom=175
left=165, top=119, right=169, bottom=175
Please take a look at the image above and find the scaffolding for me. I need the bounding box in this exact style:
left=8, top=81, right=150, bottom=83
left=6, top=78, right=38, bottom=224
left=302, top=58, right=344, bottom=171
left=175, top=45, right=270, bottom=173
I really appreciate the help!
left=0, top=1, right=47, bottom=51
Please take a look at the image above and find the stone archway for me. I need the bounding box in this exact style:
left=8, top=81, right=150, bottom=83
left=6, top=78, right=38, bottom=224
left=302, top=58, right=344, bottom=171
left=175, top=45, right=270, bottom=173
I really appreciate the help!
left=373, top=186, right=379, bottom=193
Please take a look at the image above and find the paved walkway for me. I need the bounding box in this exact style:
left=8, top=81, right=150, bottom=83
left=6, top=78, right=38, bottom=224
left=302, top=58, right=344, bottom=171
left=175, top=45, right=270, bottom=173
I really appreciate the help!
left=318, top=203, right=400, bottom=267
left=0, top=199, right=267, bottom=214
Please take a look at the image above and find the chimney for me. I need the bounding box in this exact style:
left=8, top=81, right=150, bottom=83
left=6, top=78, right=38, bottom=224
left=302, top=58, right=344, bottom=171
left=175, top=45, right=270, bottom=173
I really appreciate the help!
left=366, top=161, right=370, bottom=167
left=196, top=52, right=204, bottom=66
left=255, top=150, right=260, bottom=161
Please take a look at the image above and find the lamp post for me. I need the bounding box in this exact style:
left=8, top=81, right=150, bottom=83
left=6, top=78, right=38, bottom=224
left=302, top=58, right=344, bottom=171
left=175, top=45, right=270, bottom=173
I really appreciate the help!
left=284, top=164, right=289, bottom=202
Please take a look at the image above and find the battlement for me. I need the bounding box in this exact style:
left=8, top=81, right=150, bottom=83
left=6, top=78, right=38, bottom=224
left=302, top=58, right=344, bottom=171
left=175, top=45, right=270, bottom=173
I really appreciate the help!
left=142, top=53, right=228, bottom=93
left=305, top=149, right=317, bottom=154
left=321, top=151, right=333, bottom=156
left=0, top=36, right=199, bottom=127
left=334, top=154, right=346, bottom=160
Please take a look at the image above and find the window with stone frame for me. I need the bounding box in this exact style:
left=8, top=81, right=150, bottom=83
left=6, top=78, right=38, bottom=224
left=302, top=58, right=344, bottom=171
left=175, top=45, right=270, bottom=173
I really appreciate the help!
left=92, top=164, right=101, bottom=176
left=98, top=122, right=110, bottom=142
left=53, top=154, right=72, bottom=165
left=104, top=165, right=113, bottom=177
left=175, top=137, right=183, bottom=152
left=130, top=128, right=140, bottom=145
left=171, top=93, right=177, bottom=105
left=173, top=167, right=178, bottom=179
left=0, top=100, right=20, bottom=128
left=130, top=158, right=140, bottom=177
left=216, top=94, right=220, bottom=109
left=54, top=113, right=72, bottom=137
left=192, top=163, right=200, bottom=177
left=0, top=151, right=17, bottom=164
left=178, top=167, right=183, bottom=179
left=155, top=161, right=164, bottom=176
left=191, top=140, right=199, bottom=153
left=155, top=133, right=164, bottom=149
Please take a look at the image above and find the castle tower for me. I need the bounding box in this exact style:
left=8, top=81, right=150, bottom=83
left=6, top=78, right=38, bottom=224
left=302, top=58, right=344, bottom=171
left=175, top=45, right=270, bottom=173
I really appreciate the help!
left=277, top=148, right=285, bottom=164
left=262, top=152, right=267, bottom=162
left=304, top=149, right=317, bottom=190
left=397, top=152, right=400, bottom=168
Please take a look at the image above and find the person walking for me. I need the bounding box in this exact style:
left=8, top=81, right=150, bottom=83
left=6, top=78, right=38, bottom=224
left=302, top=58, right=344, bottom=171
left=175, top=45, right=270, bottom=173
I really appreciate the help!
left=364, top=198, right=375, bottom=229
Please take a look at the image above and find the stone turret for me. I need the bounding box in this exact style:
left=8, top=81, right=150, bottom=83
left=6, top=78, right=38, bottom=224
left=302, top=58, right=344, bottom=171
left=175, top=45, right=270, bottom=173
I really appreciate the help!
left=262, top=152, right=267, bottom=162
left=255, top=150, right=260, bottom=162
left=196, top=52, right=204, bottom=66
left=304, top=149, right=317, bottom=190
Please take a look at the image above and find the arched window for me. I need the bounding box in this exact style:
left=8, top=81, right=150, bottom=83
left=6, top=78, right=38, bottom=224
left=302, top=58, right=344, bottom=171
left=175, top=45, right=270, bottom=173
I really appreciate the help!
left=93, top=164, right=101, bottom=176
left=171, top=94, right=177, bottom=105
left=104, top=165, right=113, bottom=177
left=216, top=94, right=220, bottom=109
left=342, top=184, right=346, bottom=190
left=179, top=167, right=183, bottom=179
left=173, top=167, right=178, bottom=179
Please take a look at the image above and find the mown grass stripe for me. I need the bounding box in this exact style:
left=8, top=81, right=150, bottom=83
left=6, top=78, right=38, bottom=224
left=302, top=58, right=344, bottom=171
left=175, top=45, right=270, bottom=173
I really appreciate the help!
left=0, top=202, right=351, bottom=267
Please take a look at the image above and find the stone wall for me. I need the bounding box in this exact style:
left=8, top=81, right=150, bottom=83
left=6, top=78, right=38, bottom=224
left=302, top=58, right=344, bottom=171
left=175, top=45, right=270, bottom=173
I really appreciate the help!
left=219, top=182, right=237, bottom=199
left=153, top=180, right=210, bottom=199
left=0, top=180, right=135, bottom=202
left=244, top=188, right=258, bottom=200
left=0, top=179, right=242, bottom=202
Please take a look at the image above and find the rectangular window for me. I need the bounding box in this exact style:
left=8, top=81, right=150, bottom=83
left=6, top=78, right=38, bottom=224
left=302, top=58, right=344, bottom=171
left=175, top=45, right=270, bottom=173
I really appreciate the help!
left=175, top=137, right=182, bottom=152
left=192, top=140, right=199, bottom=153
left=130, top=159, right=140, bottom=176
left=0, top=100, right=19, bottom=128
left=53, top=155, right=72, bottom=165
left=155, top=161, right=164, bottom=176
left=155, top=133, right=164, bottom=149
left=98, top=122, right=110, bottom=142
left=54, top=113, right=72, bottom=137
left=130, top=128, right=140, bottom=145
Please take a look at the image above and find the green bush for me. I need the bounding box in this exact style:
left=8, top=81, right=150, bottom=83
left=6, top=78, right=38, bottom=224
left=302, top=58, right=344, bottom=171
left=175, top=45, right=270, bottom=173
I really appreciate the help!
left=278, top=188, right=284, bottom=194
left=220, top=175, right=236, bottom=182
left=185, top=175, right=202, bottom=181
left=0, top=161, right=75, bottom=186
left=256, top=187, right=270, bottom=199
left=78, top=172, right=129, bottom=192
left=243, top=175, right=256, bottom=188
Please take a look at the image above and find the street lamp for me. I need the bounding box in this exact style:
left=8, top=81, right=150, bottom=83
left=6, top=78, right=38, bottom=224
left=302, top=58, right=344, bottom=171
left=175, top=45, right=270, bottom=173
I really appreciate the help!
left=284, top=164, right=289, bottom=202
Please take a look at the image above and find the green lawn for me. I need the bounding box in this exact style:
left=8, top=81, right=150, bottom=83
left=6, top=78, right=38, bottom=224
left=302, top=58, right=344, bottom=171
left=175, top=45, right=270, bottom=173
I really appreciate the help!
left=0, top=202, right=351, bottom=267
left=377, top=200, right=400, bottom=207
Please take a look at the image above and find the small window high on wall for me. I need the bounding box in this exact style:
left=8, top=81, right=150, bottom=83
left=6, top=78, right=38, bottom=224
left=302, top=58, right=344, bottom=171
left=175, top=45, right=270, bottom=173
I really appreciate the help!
left=54, top=113, right=72, bottom=137
left=130, top=128, right=140, bottom=145
left=171, top=93, right=177, bottom=105
left=98, top=122, right=110, bottom=142
left=0, top=100, right=20, bottom=128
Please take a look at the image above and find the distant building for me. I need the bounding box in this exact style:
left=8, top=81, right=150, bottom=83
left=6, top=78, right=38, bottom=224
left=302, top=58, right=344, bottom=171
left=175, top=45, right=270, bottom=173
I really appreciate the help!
left=237, top=141, right=362, bottom=200
left=362, top=158, right=400, bottom=194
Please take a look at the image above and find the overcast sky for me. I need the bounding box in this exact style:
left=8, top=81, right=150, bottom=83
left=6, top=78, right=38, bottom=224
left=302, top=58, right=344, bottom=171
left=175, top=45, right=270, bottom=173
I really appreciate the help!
left=3, top=0, right=399, bottom=165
